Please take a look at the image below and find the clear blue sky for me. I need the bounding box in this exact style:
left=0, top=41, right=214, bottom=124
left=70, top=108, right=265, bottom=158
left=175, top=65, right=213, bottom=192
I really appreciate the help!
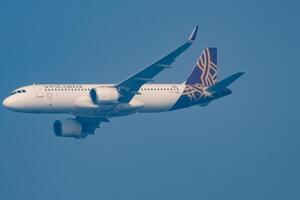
left=0, top=0, right=299, bottom=199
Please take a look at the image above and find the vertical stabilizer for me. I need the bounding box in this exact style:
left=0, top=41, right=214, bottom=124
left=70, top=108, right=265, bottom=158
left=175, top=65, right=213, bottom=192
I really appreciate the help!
left=186, top=47, right=217, bottom=86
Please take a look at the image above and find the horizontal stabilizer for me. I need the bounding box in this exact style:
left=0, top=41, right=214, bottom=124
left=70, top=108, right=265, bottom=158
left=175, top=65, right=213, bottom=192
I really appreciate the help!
left=206, top=72, right=244, bottom=94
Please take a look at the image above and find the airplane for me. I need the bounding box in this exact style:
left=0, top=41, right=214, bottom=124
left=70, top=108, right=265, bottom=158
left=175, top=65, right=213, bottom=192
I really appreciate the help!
left=2, top=26, right=244, bottom=139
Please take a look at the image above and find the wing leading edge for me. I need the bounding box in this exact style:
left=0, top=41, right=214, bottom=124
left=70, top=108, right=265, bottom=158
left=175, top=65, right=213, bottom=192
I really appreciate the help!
left=117, top=26, right=199, bottom=102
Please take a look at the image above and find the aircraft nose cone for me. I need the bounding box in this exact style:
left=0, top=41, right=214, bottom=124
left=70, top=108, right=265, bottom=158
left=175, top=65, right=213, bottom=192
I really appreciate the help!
left=2, top=96, right=18, bottom=110
left=3, top=95, right=29, bottom=112
left=2, top=97, right=11, bottom=108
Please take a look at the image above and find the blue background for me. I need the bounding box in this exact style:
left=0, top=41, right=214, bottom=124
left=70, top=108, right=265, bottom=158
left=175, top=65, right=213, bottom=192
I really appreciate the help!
left=0, top=0, right=299, bottom=199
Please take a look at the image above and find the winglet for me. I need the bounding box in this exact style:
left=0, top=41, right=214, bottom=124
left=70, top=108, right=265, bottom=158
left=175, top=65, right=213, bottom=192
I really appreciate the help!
left=189, top=26, right=198, bottom=42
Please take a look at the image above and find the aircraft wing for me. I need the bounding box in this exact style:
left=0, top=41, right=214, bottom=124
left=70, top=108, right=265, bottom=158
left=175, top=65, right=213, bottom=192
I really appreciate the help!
left=75, top=116, right=110, bottom=139
left=117, top=26, right=198, bottom=102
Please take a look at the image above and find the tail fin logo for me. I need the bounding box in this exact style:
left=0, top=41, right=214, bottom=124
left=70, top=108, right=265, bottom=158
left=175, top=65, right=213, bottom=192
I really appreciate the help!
left=186, top=47, right=217, bottom=86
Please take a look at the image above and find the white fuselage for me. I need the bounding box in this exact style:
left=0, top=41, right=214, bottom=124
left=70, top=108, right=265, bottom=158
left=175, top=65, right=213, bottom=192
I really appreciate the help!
left=3, top=84, right=186, bottom=117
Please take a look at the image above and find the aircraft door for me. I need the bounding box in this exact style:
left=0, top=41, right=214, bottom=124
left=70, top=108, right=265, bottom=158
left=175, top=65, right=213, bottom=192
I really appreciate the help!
left=34, top=84, right=44, bottom=97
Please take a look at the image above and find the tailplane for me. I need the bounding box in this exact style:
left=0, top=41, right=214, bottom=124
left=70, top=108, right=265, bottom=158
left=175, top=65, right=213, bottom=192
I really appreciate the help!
left=206, top=72, right=245, bottom=95
left=186, top=47, right=218, bottom=86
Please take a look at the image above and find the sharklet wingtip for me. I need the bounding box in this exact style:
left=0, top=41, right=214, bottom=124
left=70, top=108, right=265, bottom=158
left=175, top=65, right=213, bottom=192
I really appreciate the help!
left=189, top=26, right=198, bottom=42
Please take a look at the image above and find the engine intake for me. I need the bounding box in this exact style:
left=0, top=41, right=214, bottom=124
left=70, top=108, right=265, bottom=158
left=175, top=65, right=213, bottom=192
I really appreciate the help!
left=90, top=87, right=119, bottom=105
left=53, top=119, right=84, bottom=138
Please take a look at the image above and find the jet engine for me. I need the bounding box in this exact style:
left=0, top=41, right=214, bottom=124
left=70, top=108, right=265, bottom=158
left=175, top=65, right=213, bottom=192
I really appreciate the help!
left=53, top=119, right=85, bottom=138
left=90, top=87, right=120, bottom=105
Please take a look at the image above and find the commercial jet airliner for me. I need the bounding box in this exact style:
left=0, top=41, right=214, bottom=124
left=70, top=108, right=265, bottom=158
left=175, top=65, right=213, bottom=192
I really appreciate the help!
left=2, top=26, right=244, bottom=139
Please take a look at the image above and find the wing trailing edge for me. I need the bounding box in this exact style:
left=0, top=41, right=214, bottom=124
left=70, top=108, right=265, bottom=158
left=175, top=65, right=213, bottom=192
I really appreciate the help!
left=117, top=26, right=199, bottom=102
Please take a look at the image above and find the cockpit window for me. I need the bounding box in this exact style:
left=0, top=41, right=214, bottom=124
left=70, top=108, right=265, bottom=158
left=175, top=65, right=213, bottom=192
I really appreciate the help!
left=10, top=89, right=26, bottom=96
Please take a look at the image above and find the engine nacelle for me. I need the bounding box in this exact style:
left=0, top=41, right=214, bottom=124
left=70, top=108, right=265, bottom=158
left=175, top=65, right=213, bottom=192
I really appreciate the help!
left=90, top=87, right=120, bottom=105
left=53, top=119, right=84, bottom=138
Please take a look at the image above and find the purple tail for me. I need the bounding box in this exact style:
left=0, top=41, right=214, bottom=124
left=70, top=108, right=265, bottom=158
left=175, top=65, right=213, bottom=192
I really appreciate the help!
left=186, top=47, right=217, bottom=86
